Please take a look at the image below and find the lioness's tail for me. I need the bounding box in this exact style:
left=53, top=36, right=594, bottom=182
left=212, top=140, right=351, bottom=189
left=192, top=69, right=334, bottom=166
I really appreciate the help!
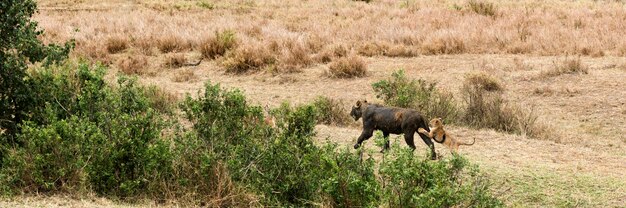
left=460, top=138, right=476, bottom=146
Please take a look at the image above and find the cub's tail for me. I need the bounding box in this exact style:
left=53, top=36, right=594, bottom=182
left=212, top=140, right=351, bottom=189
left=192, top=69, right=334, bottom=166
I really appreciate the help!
left=460, top=138, right=476, bottom=146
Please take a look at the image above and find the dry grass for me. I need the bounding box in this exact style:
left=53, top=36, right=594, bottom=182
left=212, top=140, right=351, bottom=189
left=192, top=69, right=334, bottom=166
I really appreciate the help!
left=467, top=0, right=497, bottom=17
left=116, top=54, right=149, bottom=75
left=540, top=57, right=589, bottom=78
left=105, top=36, right=129, bottom=54
left=461, top=72, right=547, bottom=138
left=157, top=36, right=190, bottom=53
left=172, top=68, right=198, bottom=83
left=312, top=96, right=351, bottom=126
left=199, top=30, right=237, bottom=59
left=163, top=53, right=187, bottom=68
left=327, top=54, right=367, bottom=78
left=222, top=45, right=276, bottom=74
left=34, top=0, right=626, bottom=69
left=144, top=86, right=179, bottom=114
left=277, top=41, right=312, bottom=73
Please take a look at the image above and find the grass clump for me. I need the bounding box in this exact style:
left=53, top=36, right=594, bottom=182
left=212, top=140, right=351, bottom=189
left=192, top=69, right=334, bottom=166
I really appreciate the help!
left=116, top=54, right=148, bottom=75
left=461, top=72, right=546, bottom=138
left=468, top=0, right=496, bottom=17
left=327, top=54, right=367, bottom=78
left=105, top=36, right=129, bottom=54
left=199, top=30, right=237, bottom=59
left=163, top=53, right=187, bottom=68
left=372, top=69, right=459, bottom=122
left=540, top=57, right=589, bottom=78
left=222, top=45, right=276, bottom=74
left=312, top=96, right=351, bottom=126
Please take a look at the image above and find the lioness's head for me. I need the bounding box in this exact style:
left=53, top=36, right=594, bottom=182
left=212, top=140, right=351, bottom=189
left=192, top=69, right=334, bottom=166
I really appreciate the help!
left=350, top=100, right=368, bottom=121
left=429, top=118, right=444, bottom=127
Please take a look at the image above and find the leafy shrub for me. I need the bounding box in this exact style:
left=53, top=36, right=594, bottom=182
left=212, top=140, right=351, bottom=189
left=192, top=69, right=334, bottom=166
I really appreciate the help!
left=1, top=117, right=105, bottom=193
left=372, top=70, right=459, bottom=122
left=319, top=145, right=380, bottom=207
left=199, top=30, right=237, bottom=59
left=0, top=0, right=73, bottom=138
left=379, top=140, right=503, bottom=207
left=327, top=55, right=367, bottom=78
left=1, top=62, right=173, bottom=197
left=312, top=96, right=351, bottom=126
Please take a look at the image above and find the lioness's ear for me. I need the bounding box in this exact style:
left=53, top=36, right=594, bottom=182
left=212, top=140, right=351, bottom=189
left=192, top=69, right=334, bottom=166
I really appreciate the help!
left=356, top=100, right=361, bottom=107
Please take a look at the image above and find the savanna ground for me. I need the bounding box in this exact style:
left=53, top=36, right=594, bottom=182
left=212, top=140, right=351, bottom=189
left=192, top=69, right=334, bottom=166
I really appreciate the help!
left=4, top=0, right=626, bottom=207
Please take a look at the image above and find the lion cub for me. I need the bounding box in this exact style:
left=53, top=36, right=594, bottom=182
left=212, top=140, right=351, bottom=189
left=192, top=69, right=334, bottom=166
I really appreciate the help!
left=418, top=118, right=475, bottom=152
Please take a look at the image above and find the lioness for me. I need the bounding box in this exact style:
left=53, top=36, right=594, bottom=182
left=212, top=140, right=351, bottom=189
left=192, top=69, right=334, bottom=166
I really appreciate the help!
left=351, top=100, right=436, bottom=160
left=418, top=118, right=475, bottom=152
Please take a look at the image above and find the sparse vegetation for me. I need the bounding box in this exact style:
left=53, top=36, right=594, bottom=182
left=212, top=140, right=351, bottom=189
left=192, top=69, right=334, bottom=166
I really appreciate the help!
left=540, top=57, right=589, bottom=78
left=172, top=68, right=197, bottom=82
left=312, top=96, right=351, bottom=126
left=222, top=45, right=276, bottom=74
left=105, top=36, right=129, bottom=54
left=468, top=0, right=496, bottom=17
left=372, top=70, right=460, bottom=122
left=163, top=53, right=187, bottom=68
left=199, top=30, right=237, bottom=59
left=327, top=54, right=367, bottom=78
left=116, top=54, right=149, bottom=75
left=461, top=72, right=546, bottom=138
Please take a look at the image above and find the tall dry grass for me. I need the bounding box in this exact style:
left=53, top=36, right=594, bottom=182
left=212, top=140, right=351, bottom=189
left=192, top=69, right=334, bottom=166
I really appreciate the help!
left=34, top=0, right=626, bottom=72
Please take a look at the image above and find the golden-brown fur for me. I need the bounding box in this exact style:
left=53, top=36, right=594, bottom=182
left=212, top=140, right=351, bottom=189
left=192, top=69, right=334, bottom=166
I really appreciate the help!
left=418, top=118, right=475, bottom=152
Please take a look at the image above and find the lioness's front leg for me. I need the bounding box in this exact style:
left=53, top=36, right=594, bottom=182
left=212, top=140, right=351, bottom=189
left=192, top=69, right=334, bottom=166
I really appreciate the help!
left=354, top=128, right=374, bottom=149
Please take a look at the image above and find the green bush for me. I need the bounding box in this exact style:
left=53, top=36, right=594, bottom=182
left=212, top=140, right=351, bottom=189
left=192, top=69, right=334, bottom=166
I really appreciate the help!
left=1, top=117, right=104, bottom=193
left=319, top=145, right=380, bottom=207
left=379, top=141, right=503, bottom=207
left=1, top=62, right=173, bottom=197
left=372, top=69, right=460, bottom=122
left=0, top=0, right=73, bottom=138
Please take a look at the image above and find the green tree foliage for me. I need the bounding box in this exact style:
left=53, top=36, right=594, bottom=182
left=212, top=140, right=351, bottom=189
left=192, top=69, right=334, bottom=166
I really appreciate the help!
left=1, top=0, right=73, bottom=137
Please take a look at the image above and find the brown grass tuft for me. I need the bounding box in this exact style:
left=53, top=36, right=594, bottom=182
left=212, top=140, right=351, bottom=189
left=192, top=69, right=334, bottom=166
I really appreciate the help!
left=163, top=53, right=188, bottom=68
left=312, top=96, right=351, bottom=126
left=157, top=36, right=189, bottom=53
left=199, top=30, right=237, bottom=59
left=117, top=54, right=149, bottom=75
left=357, top=42, right=389, bottom=57
left=421, top=32, right=465, bottom=55
left=278, top=42, right=312, bottom=73
left=106, top=36, right=129, bottom=54
left=464, top=72, right=504, bottom=92
left=327, top=54, right=367, bottom=78
left=468, top=0, right=496, bottom=17
left=172, top=68, right=198, bottom=83
left=144, top=86, right=179, bottom=114
left=462, top=72, right=547, bottom=138
left=540, top=57, right=589, bottom=78
left=222, top=45, right=276, bottom=74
